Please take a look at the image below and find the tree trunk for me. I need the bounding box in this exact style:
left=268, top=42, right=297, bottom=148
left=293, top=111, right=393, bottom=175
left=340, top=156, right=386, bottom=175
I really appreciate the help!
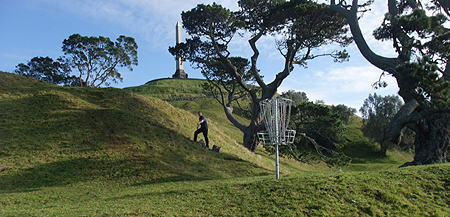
left=243, top=126, right=259, bottom=152
left=221, top=99, right=262, bottom=153
left=379, top=141, right=389, bottom=157
left=401, top=113, right=450, bottom=167
left=243, top=98, right=264, bottom=152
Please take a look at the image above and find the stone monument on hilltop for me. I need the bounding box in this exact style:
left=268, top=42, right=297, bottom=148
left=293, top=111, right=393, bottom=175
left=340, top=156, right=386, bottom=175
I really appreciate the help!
left=172, top=22, right=188, bottom=79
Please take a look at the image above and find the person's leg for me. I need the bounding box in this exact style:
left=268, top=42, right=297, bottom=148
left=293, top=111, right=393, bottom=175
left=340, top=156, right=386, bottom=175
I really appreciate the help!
left=203, top=130, right=209, bottom=147
left=194, top=128, right=202, bottom=141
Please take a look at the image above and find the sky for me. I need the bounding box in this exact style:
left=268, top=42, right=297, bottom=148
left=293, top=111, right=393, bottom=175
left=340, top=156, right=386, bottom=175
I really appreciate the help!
left=0, top=0, right=401, bottom=113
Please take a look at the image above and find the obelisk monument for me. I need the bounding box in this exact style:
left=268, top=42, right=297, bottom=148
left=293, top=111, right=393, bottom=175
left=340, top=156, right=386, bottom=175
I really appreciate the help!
left=172, top=22, right=188, bottom=78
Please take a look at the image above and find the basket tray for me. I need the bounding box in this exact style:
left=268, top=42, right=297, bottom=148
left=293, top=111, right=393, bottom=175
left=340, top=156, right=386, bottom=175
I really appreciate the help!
left=257, top=129, right=296, bottom=146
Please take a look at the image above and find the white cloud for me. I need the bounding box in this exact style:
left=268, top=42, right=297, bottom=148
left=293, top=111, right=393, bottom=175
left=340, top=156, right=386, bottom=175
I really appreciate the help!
left=315, top=70, right=325, bottom=77
left=279, top=63, right=399, bottom=109
left=324, top=66, right=391, bottom=92
left=42, top=0, right=240, bottom=51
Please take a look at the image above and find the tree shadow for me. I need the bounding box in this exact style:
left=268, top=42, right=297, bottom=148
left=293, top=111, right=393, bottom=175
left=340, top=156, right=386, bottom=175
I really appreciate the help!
left=0, top=149, right=269, bottom=193
left=342, top=140, right=405, bottom=164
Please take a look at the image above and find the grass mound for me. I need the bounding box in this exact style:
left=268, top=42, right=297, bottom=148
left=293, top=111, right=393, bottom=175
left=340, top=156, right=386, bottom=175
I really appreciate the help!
left=126, top=78, right=209, bottom=99
left=0, top=72, right=270, bottom=191
left=1, top=72, right=447, bottom=216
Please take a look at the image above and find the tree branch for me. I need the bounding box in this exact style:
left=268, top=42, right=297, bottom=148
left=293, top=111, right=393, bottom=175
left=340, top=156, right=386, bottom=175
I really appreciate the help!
left=248, top=31, right=267, bottom=89
left=328, top=1, right=401, bottom=77
left=388, top=99, right=420, bottom=143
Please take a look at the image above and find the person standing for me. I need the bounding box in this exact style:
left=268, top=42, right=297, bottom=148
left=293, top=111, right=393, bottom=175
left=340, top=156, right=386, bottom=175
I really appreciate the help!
left=194, top=111, right=209, bottom=148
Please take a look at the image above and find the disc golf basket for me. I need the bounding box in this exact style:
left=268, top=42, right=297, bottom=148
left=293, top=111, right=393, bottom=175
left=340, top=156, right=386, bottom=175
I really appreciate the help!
left=257, top=98, right=296, bottom=179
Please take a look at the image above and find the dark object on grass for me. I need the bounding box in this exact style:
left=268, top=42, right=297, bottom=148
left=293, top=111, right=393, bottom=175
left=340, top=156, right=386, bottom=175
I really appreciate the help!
left=213, top=145, right=221, bottom=152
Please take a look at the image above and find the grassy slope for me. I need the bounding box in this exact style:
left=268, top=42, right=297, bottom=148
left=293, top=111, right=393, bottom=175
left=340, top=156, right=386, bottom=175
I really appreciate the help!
left=3, top=164, right=449, bottom=216
left=0, top=72, right=275, bottom=191
left=2, top=73, right=448, bottom=216
left=128, top=79, right=413, bottom=171
left=126, top=78, right=209, bottom=99
left=128, top=79, right=334, bottom=174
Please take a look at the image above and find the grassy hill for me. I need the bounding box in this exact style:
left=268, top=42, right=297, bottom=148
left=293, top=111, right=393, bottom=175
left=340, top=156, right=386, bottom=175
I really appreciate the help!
left=0, top=72, right=282, bottom=190
left=126, top=78, right=210, bottom=99
left=1, top=72, right=448, bottom=216
left=129, top=78, right=414, bottom=170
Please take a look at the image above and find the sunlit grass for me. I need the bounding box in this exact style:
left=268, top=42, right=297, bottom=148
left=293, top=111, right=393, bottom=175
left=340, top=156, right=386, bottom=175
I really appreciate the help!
left=2, top=165, right=449, bottom=216
left=2, top=72, right=444, bottom=216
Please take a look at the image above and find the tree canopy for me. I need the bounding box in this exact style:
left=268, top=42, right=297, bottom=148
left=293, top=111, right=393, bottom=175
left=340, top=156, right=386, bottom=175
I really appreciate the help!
left=280, top=90, right=309, bottom=106
left=360, top=93, right=405, bottom=156
left=14, top=56, right=76, bottom=86
left=62, top=34, right=138, bottom=87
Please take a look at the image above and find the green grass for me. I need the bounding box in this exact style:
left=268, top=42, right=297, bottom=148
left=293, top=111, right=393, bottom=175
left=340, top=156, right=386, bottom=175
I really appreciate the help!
left=2, top=71, right=448, bottom=216
left=0, top=72, right=273, bottom=190
left=341, top=116, right=413, bottom=171
left=2, top=165, right=449, bottom=216
left=125, top=78, right=209, bottom=99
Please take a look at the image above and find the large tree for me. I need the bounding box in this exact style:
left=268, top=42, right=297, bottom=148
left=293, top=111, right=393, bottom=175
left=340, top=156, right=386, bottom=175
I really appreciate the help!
left=330, top=0, right=450, bottom=166
left=62, top=34, right=138, bottom=87
left=360, top=93, right=405, bottom=156
left=170, top=0, right=351, bottom=152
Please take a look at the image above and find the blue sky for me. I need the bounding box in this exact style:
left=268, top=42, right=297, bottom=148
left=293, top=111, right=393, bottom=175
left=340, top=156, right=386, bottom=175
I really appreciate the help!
left=0, top=0, right=400, bottom=112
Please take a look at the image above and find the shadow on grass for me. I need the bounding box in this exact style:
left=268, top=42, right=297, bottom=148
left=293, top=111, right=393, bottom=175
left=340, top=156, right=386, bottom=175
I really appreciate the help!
left=0, top=150, right=270, bottom=193
left=342, top=140, right=408, bottom=165
left=0, top=157, right=140, bottom=191
left=131, top=150, right=271, bottom=187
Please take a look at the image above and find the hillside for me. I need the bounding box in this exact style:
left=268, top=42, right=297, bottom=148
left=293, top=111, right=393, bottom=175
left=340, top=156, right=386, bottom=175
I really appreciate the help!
left=126, top=78, right=210, bottom=99
left=0, top=73, right=414, bottom=190
left=129, top=78, right=413, bottom=169
left=2, top=72, right=449, bottom=216
left=0, top=72, right=284, bottom=191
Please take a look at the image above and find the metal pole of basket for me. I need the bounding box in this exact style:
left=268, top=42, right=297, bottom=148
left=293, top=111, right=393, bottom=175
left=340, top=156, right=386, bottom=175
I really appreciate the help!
left=258, top=98, right=295, bottom=180
left=275, top=144, right=279, bottom=179
left=275, top=99, right=279, bottom=179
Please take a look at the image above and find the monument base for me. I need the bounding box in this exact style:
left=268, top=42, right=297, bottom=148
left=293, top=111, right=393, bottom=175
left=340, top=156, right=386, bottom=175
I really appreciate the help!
left=172, top=69, right=188, bottom=79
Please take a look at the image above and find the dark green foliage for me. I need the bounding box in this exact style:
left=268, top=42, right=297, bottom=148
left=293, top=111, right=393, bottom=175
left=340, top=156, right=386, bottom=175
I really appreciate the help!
left=14, top=56, right=77, bottom=86
left=181, top=3, right=239, bottom=39
left=397, top=58, right=450, bottom=107
left=268, top=0, right=352, bottom=66
left=331, top=104, right=357, bottom=124
left=237, top=0, right=286, bottom=32
left=280, top=90, right=309, bottom=105
left=62, top=34, right=138, bottom=87
left=374, top=8, right=447, bottom=42
left=360, top=93, right=412, bottom=156
left=372, top=6, right=450, bottom=107
left=291, top=102, right=346, bottom=149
